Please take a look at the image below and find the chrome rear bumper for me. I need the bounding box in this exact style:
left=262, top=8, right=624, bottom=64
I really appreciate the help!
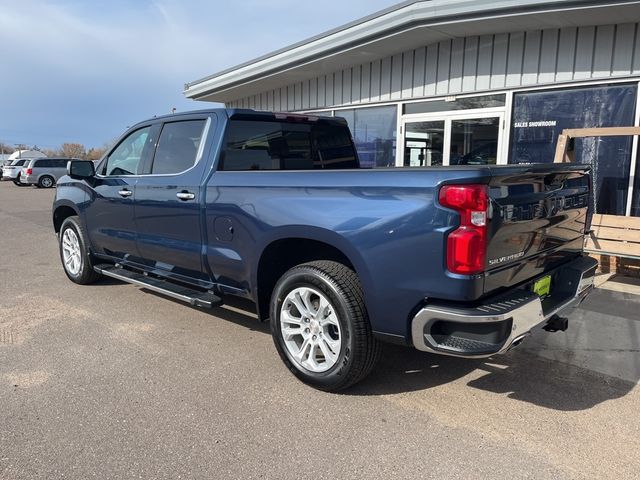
left=411, top=256, right=597, bottom=358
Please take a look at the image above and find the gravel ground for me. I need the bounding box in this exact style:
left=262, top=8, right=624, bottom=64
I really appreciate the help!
left=1, top=181, right=639, bottom=479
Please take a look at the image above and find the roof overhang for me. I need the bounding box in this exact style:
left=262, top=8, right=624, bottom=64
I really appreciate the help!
left=184, top=0, right=640, bottom=103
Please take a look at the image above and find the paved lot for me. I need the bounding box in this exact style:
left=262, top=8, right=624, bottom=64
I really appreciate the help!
left=1, top=181, right=639, bottom=479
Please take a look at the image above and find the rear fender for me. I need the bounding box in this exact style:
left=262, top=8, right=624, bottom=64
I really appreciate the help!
left=252, top=226, right=374, bottom=309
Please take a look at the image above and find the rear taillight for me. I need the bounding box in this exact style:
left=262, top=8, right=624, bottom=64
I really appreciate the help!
left=439, top=184, right=489, bottom=275
left=25, top=168, right=32, bottom=175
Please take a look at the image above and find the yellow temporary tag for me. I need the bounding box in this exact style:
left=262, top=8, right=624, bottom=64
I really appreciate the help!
left=533, top=275, right=552, bottom=297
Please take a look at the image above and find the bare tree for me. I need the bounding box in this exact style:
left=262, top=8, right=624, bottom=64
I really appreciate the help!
left=42, top=148, right=58, bottom=158
left=0, top=142, right=15, bottom=155
left=86, top=147, right=107, bottom=161
left=59, top=143, right=86, bottom=159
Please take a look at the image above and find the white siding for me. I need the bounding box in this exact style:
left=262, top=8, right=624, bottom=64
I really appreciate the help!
left=521, top=30, right=541, bottom=85
left=425, top=43, right=439, bottom=96
left=412, top=46, right=426, bottom=97
left=390, top=53, right=403, bottom=100
left=436, top=40, right=450, bottom=95
left=351, top=65, right=361, bottom=104
left=462, top=36, right=479, bottom=92
left=361, top=62, right=371, bottom=103
left=236, top=23, right=640, bottom=111
left=475, top=35, right=493, bottom=91
left=490, top=33, right=508, bottom=89
left=370, top=60, right=381, bottom=102
left=538, top=29, right=558, bottom=84
left=343, top=68, right=352, bottom=105
left=449, top=38, right=465, bottom=93
left=380, top=56, right=392, bottom=101
left=505, top=31, right=524, bottom=87
left=401, top=50, right=414, bottom=99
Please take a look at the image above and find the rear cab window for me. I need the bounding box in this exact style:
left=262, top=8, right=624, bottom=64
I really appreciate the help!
left=220, top=118, right=358, bottom=171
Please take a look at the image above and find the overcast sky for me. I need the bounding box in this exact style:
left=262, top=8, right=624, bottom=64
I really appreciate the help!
left=0, top=0, right=396, bottom=149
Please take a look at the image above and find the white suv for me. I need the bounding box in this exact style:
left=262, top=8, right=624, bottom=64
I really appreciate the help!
left=1, top=158, right=32, bottom=186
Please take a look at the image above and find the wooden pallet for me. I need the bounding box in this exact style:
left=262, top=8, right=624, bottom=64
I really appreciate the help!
left=552, top=126, right=640, bottom=272
left=554, top=126, right=640, bottom=164
left=586, top=214, right=640, bottom=260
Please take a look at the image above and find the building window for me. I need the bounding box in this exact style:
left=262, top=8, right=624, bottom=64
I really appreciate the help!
left=336, top=105, right=397, bottom=168
left=404, top=94, right=505, bottom=115
left=510, top=83, right=638, bottom=216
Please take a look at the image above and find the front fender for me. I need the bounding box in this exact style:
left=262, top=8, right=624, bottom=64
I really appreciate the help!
left=52, top=178, right=89, bottom=232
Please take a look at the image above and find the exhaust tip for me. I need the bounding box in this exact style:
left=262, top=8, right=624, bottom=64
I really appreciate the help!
left=508, top=333, right=530, bottom=351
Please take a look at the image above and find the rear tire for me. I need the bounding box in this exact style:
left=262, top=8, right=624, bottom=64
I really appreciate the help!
left=59, top=216, right=101, bottom=285
left=39, top=175, right=55, bottom=188
left=13, top=174, right=28, bottom=186
left=270, top=260, right=380, bottom=392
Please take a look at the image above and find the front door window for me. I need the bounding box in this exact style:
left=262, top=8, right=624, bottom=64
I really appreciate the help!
left=102, top=126, right=152, bottom=176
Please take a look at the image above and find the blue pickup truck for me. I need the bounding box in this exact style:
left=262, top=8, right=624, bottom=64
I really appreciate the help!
left=53, top=109, right=597, bottom=391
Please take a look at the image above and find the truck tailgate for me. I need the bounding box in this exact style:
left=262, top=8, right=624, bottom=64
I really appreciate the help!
left=484, top=164, right=591, bottom=294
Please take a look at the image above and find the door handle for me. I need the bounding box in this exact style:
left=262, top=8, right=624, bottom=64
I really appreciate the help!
left=176, top=191, right=196, bottom=201
left=118, top=189, right=133, bottom=197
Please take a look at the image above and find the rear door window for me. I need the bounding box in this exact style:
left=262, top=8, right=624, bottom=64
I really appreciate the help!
left=150, top=120, right=206, bottom=175
left=220, top=119, right=358, bottom=171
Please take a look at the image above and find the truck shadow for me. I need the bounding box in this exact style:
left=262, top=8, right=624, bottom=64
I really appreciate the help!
left=140, top=290, right=271, bottom=334
left=347, top=344, right=637, bottom=411
left=104, top=282, right=637, bottom=412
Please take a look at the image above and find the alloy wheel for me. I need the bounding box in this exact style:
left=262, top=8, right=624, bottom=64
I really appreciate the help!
left=61, top=228, right=82, bottom=275
left=280, top=286, right=342, bottom=373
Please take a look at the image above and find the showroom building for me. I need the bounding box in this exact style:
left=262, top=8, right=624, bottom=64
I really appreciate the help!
left=184, top=0, right=640, bottom=217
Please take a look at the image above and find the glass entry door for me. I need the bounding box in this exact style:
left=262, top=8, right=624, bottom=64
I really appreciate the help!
left=403, top=121, right=444, bottom=167
left=401, top=112, right=503, bottom=167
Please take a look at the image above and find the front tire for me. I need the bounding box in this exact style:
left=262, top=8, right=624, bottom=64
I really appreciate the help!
left=59, top=216, right=101, bottom=284
left=270, top=260, right=380, bottom=391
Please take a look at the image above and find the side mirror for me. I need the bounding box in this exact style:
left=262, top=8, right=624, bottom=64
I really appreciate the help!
left=67, top=160, right=95, bottom=179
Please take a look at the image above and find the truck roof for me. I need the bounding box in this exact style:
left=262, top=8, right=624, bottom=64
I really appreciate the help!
left=132, top=108, right=346, bottom=128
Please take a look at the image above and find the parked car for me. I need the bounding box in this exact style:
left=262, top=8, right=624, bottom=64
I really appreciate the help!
left=52, top=109, right=597, bottom=391
left=21, top=157, right=74, bottom=188
left=1, top=159, right=12, bottom=179
left=1, top=158, right=32, bottom=185
left=1, top=151, right=48, bottom=179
